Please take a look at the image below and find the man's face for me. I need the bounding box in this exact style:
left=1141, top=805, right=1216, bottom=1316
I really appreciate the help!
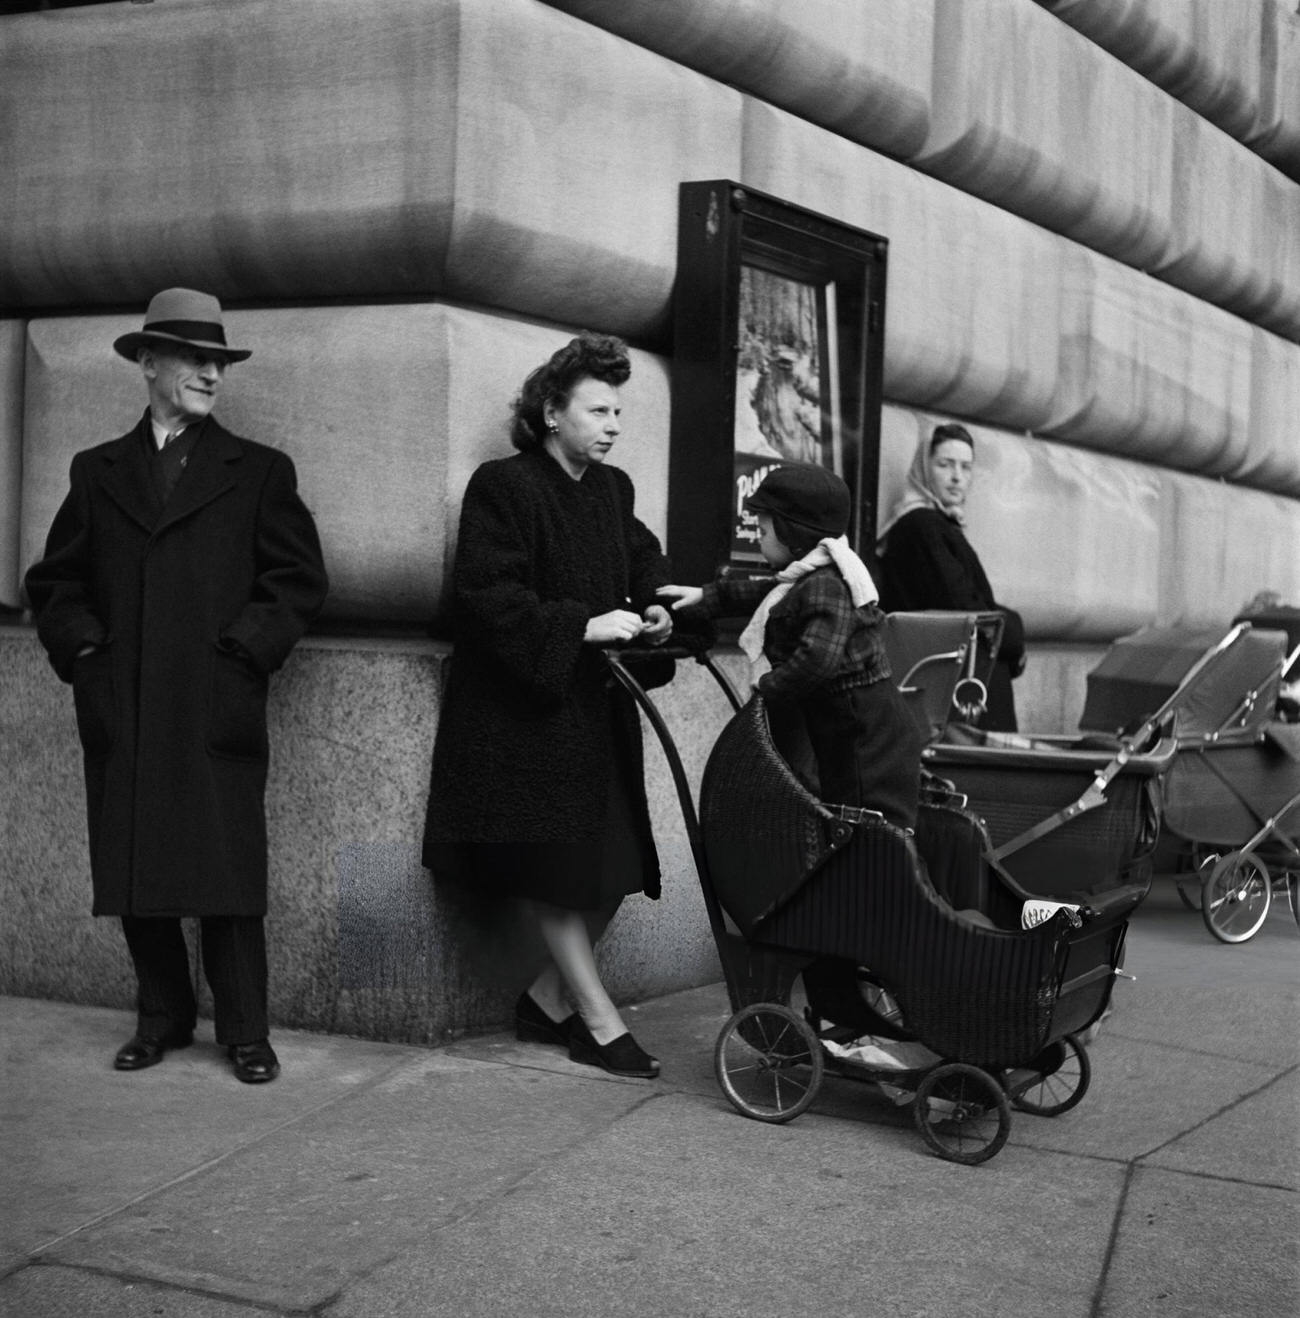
left=142, top=345, right=229, bottom=427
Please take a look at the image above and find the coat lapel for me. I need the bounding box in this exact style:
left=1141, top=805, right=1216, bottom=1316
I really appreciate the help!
left=153, top=418, right=241, bottom=534
left=98, top=415, right=162, bottom=534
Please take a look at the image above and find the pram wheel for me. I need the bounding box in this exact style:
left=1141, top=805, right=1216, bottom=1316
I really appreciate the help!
left=913, top=1064, right=1011, bottom=1164
left=1202, top=850, right=1272, bottom=943
left=714, top=1003, right=824, bottom=1124
left=1003, top=1034, right=1091, bottom=1117
left=1289, top=872, right=1300, bottom=932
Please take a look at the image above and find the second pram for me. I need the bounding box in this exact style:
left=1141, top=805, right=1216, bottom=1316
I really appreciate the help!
left=926, top=621, right=1300, bottom=943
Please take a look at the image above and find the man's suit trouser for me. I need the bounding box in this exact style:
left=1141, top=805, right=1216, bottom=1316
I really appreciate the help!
left=120, top=915, right=268, bottom=1046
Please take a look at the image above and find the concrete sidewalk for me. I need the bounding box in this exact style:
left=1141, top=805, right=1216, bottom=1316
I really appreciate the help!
left=2, top=883, right=1296, bottom=1318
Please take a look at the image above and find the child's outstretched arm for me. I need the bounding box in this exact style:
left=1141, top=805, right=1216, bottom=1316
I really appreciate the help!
left=657, top=584, right=704, bottom=612
left=659, top=576, right=776, bottom=621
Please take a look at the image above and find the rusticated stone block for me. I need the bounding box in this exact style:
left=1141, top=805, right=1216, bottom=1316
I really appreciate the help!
left=741, top=102, right=1061, bottom=433
left=1036, top=0, right=1265, bottom=141
left=19, top=304, right=671, bottom=627
left=1047, top=246, right=1253, bottom=478
left=1252, top=3, right=1300, bottom=179
left=920, top=0, right=1173, bottom=272
left=1155, top=111, right=1300, bottom=338
left=923, top=0, right=1300, bottom=339
left=1158, top=470, right=1300, bottom=629
left=0, top=320, right=23, bottom=607
left=1242, top=327, right=1300, bottom=498
left=0, top=0, right=742, bottom=341
left=545, top=0, right=934, bottom=160
left=1039, top=0, right=1300, bottom=182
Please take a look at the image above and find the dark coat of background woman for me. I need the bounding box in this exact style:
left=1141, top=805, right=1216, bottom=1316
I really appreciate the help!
left=878, top=425, right=1025, bottom=732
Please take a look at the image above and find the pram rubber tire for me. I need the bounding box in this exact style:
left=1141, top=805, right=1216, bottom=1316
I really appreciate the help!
left=913, top=1064, right=1011, bottom=1165
left=1005, top=1034, right=1091, bottom=1117
left=714, top=1003, right=824, bottom=1124
left=1288, top=872, right=1300, bottom=932
left=1202, top=850, right=1271, bottom=943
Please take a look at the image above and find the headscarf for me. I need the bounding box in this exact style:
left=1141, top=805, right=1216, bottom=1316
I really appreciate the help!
left=876, top=429, right=970, bottom=552
left=737, top=536, right=879, bottom=678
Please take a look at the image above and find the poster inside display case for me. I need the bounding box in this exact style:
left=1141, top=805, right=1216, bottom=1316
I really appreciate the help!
left=669, top=181, right=888, bottom=585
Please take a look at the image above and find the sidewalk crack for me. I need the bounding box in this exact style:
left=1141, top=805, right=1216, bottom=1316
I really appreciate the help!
left=1088, top=1161, right=1136, bottom=1318
left=1133, top=1062, right=1298, bottom=1166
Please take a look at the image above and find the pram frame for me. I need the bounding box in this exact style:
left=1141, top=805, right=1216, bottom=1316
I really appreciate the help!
left=972, top=624, right=1258, bottom=865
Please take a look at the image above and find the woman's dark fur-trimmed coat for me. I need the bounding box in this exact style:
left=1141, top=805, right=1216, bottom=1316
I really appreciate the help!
left=422, top=448, right=671, bottom=902
left=24, top=415, right=328, bottom=917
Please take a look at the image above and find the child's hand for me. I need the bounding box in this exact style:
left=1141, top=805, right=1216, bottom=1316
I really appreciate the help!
left=657, top=584, right=703, bottom=611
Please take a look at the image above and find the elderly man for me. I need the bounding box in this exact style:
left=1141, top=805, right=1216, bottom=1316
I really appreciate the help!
left=25, top=288, right=328, bottom=1084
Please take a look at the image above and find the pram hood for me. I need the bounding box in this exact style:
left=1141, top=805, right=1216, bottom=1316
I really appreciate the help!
left=1080, top=623, right=1288, bottom=742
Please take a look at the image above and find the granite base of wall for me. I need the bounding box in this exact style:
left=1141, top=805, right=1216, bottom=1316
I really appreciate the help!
left=0, top=628, right=733, bottom=1044
left=1, top=626, right=1107, bottom=1042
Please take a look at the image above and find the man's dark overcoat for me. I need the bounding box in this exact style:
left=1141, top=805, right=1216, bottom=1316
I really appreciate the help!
left=25, top=414, right=328, bottom=917
left=421, top=448, right=670, bottom=903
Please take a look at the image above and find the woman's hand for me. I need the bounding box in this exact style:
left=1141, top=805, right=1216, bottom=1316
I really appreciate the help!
left=584, top=609, right=645, bottom=645
left=639, top=603, right=672, bottom=646
left=656, top=584, right=703, bottom=611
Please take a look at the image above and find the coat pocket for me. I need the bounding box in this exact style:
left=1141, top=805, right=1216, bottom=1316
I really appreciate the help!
left=71, top=648, right=116, bottom=756
left=207, top=644, right=269, bottom=760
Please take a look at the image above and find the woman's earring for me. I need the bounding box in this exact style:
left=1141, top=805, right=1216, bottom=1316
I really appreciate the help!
left=546, top=420, right=558, bottom=433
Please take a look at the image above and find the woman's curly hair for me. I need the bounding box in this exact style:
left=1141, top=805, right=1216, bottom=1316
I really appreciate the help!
left=511, top=332, right=631, bottom=451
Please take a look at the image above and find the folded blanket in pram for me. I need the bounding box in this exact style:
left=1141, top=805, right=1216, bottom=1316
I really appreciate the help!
left=1021, top=899, right=1083, bottom=929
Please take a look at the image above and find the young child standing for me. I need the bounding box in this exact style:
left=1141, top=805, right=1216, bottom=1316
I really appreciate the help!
left=659, top=463, right=922, bottom=830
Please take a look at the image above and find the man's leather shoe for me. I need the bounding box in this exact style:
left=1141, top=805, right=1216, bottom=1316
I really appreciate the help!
left=113, top=1027, right=193, bottom=1071
left=228, top=1039, right=280, bottom=1084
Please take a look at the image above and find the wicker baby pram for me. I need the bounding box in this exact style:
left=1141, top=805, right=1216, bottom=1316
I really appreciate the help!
left=606, top=641, right=1146, bottom=1164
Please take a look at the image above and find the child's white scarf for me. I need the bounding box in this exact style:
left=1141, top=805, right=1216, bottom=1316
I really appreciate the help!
left=737, top=536, right=879, bottom=678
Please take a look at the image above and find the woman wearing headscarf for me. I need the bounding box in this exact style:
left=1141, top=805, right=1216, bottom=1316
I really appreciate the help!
left=877, top=423, right=1025, bottom=731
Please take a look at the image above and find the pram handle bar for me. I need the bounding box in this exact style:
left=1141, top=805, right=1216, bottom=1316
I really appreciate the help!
left=602, top=644, right=743, bottom=953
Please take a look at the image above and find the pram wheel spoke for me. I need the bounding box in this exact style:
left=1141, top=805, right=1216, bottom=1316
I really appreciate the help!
left=1202, top=850, right=1272, bottom=943
left=913, top=1064, right=1011, bottom=1164
left=714, top=1003, right=824, bottom=1124
left=1004, top=1034, right=1091, bottom=1117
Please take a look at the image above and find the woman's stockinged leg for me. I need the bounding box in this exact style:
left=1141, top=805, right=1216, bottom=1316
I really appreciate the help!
left=530, top=901, right=625, bottom=1045
left=528, top=899, right=659, bottom=1079
left=525, top=899, right=621, bottom=1024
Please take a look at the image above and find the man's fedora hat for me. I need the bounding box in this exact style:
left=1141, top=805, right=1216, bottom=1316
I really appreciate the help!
left=113, top=288, right=251, bottom=363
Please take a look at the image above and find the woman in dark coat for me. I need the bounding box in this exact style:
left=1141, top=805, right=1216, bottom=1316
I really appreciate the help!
left=423, top=333, right=672, bottom=1078
left=877, top=423, right=1026, bottom=731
